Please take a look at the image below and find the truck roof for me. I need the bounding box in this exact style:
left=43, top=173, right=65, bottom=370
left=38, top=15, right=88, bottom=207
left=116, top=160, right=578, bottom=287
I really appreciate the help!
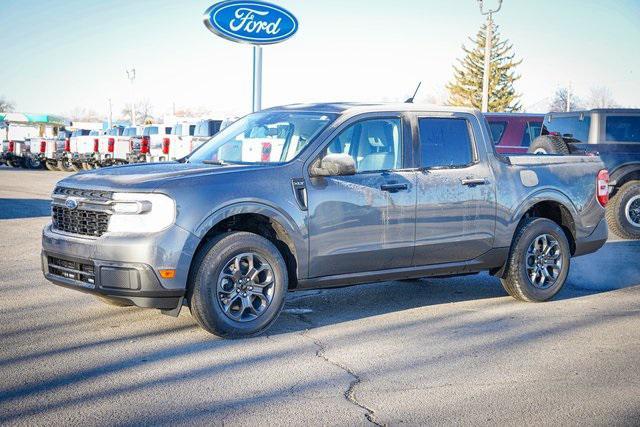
left=261, top=102, right=479, bottom=115
left=547, top=108, right=640, bottom=117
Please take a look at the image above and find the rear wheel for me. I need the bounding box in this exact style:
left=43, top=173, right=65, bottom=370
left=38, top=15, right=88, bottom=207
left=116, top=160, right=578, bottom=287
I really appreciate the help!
left=501, top=218, right=571, bottom=302
left=45, top=161, right=60, bottom=171
left=81, top=162, right=93, bottom=170
left=24, top=156, right=44, bottom=169
left=188, top=232, right=287, bottom=338
left=606, top=181, right=640, bottom=240
left=529, top=135, right=569, bottom=155
left=58, top=159, right=79, bottom=172
left=6, top=159, right=22, bottom=168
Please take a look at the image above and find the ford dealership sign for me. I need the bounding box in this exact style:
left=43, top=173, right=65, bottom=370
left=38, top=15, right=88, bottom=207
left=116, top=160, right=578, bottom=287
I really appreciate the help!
left=203, top=0, right=298, bottom=45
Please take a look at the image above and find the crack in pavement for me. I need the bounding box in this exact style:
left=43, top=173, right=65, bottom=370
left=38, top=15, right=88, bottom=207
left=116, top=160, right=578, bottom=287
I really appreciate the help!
left=284, top=310, right=385, bottom=426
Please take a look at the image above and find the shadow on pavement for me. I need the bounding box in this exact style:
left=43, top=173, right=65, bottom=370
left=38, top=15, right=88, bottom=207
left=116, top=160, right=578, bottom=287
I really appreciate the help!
left=0, top=198, right=51, bottom=220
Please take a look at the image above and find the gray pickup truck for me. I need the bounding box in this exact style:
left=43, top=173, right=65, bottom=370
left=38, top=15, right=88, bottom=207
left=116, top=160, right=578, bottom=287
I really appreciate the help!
left=42, top=103, right=609, bottom=337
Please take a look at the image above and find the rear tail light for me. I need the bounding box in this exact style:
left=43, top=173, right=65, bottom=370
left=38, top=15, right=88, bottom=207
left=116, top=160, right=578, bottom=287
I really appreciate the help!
left=64, top=138, right=71, bottom=152
left=93, top=138, right=99, bottom=152
left=40, top=140, right=46, bottom=153
left=8, top=141, right=14, bottom=153
left=162, top=137, right=170, bottom=155
left=596, top=169, right=609, bottom=207
left=141, top=136, right=150, bottom=154
left=261, top=142, right=272, bottom=162
left=108, top=137, right=115, bottom=153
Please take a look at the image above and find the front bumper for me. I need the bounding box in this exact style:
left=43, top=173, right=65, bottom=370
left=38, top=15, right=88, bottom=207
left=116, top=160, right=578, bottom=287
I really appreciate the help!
left=574, top=217, right=608, bottom=257
left=41, top=222, right=200, bottom=309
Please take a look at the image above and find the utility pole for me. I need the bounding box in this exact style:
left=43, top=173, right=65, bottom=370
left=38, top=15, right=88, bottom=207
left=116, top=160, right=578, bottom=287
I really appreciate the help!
left=566, top=83, right=572, bottom=112
left=126, top=68, right=136, bottom=126
left=107, top=98, right=113, bottom=128
left=477, top=0, right=503, bottom=113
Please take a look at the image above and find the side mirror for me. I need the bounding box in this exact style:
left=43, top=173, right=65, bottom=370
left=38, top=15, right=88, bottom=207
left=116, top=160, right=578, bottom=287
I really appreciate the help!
left=310, top=153, right=356, bottom=177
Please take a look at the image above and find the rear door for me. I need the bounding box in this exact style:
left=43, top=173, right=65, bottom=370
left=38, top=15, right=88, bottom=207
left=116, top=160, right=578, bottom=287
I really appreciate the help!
left=413, top=113, right=496, bottom=266
left=306, top=113, right=417, bottom=277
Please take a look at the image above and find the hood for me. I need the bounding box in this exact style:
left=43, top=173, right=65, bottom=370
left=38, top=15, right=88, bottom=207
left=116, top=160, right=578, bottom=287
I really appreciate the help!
left=56, top=162, right=260, bottom=192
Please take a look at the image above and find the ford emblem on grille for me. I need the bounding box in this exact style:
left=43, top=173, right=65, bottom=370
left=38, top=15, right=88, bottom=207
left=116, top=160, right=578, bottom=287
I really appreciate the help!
left=65, top=198, right=79, bottom=210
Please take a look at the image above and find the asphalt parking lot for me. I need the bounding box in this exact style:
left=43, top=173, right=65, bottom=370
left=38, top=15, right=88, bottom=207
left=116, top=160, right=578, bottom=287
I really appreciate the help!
left=1, top=166, right=639, bottom=426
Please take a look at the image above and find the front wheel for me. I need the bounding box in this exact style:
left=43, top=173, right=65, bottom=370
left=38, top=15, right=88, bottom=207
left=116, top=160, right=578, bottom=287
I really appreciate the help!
left=58, top=159, right=79, bottom=172
left=45, top=161, right=60, bottom=171
left=501, top=218, right=571, bottom=302
left=188, top=232, right=288, bottom=338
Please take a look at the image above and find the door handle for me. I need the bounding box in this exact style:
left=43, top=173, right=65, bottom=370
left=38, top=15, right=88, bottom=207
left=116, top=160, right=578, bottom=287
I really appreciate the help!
left=461, top=177, right=488, bottom=186
left=380, top=183, right=408, bottom=192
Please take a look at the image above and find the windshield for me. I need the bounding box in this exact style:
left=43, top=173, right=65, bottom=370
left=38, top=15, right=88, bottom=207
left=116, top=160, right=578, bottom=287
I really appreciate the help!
left=188, top=111, right=336, bottom=164
left=143, top=126, right=158, bottom=136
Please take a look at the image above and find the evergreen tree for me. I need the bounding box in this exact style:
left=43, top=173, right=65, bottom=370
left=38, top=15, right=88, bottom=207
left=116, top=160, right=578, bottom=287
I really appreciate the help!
left=447, top=23, right=522, bottom=112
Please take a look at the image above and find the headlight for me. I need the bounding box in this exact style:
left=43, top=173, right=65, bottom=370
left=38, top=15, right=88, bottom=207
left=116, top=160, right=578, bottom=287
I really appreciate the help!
left=107, top=193, right=175, bottom=233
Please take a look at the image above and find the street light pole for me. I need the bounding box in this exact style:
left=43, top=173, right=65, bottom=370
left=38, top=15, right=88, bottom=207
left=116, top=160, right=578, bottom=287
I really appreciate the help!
left=107, top=98, right=113, bottom=128
left=477, top=0, right=503, bottom=113
left=252, top=46, right=263, bottom=112
left=126, top=68, right=136, bottom=126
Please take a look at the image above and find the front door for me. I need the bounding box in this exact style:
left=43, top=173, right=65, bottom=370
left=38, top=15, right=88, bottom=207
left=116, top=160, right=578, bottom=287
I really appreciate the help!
left=413, top=114, right=496, bottom=266
left=307, top=116, right=416, bottom=278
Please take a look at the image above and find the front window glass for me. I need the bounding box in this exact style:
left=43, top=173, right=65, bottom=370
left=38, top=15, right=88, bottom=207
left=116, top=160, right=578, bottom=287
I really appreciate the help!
left=324, top=118, right=402, bottom=173
left=419, top=118, right=473, bottom=168
left=605, top=116, right=640, bottom=143
left=189, top=111, right=336, bottom=164
left=123, top=127, right=136, bottom=137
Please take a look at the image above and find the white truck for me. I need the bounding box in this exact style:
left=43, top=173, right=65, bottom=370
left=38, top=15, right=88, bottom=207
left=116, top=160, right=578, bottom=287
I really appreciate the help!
left=71, top=129, right=105, bottom=170
left=147, top=122, right=195, bottom=162
left=129, top=124, right=172, bottom=163
left=96, top=126, right=126, bottom=167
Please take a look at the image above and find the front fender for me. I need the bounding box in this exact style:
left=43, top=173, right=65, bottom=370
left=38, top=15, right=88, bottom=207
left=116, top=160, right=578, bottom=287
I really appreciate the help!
left=194, top=200, right=308, bottom=279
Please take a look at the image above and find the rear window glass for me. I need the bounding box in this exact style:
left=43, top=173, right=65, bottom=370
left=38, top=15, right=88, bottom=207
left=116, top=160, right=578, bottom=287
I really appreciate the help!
left=488, top=121, right=507, bottom=144
left=189, top=125, right=196, bottom=136
left=605, top=116, right=640, bottom=143
left=543, top=115, right=591, bottom=142
left=123, top=127, right=138, bottom=137
left=419, top=118, right=474, bottom=168
left=521, top=121, right=543, bottom=147
left=71, top=130, right=90, bottom=137
left=143, top=126, right=158, bottom=136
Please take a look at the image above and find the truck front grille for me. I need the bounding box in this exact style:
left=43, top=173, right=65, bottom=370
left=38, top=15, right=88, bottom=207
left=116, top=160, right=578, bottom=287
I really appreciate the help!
left=52, top=205, right=110, bottom=237
left=51, top=187, right=112, bottom=237
left=48, top=256, right=95, bottom=287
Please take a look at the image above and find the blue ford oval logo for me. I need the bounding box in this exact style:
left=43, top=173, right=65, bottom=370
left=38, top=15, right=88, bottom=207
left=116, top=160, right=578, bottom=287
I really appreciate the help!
left=65, top=198, right=78, bottom=210
left=203, top=1, right=298, bottom=45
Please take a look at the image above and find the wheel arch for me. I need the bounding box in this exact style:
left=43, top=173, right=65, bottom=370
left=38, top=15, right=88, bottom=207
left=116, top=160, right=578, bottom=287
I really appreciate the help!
left=609, top=163, right=640, bottom=196
left=190, top=202, right=305, bottom=290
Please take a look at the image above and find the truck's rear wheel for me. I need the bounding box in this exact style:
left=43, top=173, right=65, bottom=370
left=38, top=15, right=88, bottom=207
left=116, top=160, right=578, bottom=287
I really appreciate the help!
left=81, top=162, right=93, bottom=170
left=188, top=232, right=287, bottom=338
left=529, top=135, right=569, bottom=155
left=24, top=156, right=44, bottom=169
left=606, top=181, right=640, bottom=240
left=501, top=218, right=571, bottom=302
left=58, top=159, right=79, bottom=172
left=45, top=161, right=60, bottom=171
left=6, top=159, right=22, bottom=168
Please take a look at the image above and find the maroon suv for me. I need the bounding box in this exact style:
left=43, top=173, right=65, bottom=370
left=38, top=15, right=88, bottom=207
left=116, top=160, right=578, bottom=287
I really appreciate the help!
left=485, top=113, right=544, bottom=154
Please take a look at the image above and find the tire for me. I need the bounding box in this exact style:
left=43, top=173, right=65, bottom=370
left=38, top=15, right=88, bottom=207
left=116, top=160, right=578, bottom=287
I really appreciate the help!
left=188, top=231, right=288, bottom=338
left=97, top=296, right=134, bottom=307
left=81, top=162, right=93, bottom=170
left=24, top=156, right=44, bottom=169
left=528, top=135, right=569, bottom=155
left=45, top=161, right=60, bottom=171
left=58, top=159, right=80, bottom=172
left=606, top=181, right=640, bottom=240
left=6, top=159, right=21, bottom=168
left=501, top=218, right=571, bottom=302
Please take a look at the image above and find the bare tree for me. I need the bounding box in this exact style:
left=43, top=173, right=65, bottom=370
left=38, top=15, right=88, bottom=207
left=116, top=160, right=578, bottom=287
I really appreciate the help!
left=586, top=86, right=618, bottom=109
left=549, top=87, right=582, bottom=112
left=122, top=99, right=155, bottom=124
left=68, top=107, right=104, bottom=122
left=0, top=96, right=16, bottom=113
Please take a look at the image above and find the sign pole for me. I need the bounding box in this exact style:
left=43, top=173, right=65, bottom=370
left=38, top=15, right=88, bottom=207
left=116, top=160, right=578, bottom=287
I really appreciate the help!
left=252, top=45, right=263, bottom=112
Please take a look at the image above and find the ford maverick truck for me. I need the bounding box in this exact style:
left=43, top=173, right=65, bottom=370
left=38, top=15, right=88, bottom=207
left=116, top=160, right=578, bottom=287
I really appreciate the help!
left=42, top=103, right=609, bottom=337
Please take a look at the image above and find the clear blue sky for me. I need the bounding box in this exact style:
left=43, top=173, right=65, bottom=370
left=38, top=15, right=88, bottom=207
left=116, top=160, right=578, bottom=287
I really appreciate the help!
left=1, top=0, right=639, bottom=117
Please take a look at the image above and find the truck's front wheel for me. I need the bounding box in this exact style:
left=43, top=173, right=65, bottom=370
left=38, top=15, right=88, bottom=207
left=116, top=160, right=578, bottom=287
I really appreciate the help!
left=501, top=218, right=571, bottom=302
left=188, top=232, right=288, bottom=338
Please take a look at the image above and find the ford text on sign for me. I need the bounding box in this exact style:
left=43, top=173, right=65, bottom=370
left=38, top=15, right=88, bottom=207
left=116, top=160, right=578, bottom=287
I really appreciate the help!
left=203, top=0, right=298, bottom=45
